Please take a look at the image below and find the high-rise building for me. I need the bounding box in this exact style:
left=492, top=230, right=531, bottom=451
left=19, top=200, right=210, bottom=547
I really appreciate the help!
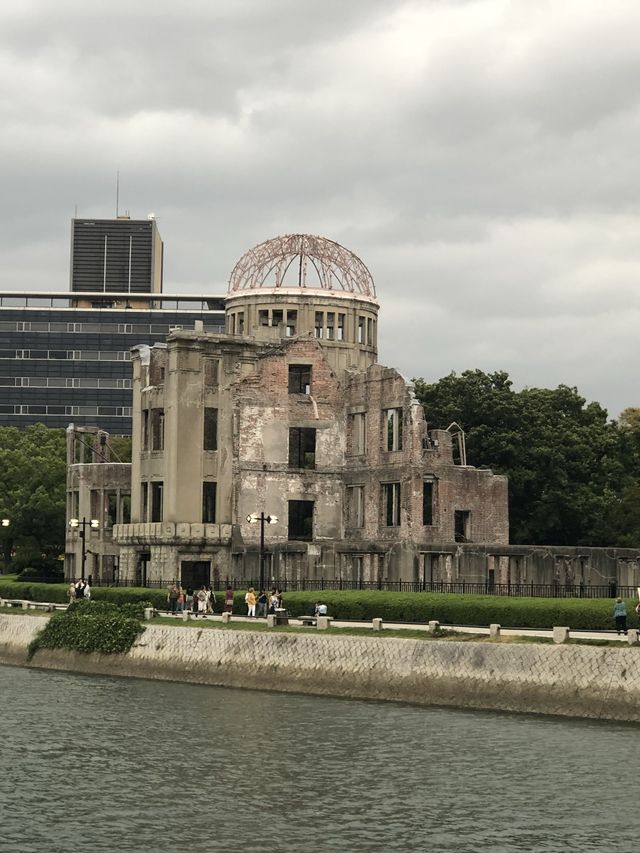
left=70, top=215, right=163, bottom=302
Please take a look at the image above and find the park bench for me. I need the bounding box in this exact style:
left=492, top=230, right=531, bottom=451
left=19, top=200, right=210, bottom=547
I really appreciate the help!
left=298, top=615, right=317, bottom=627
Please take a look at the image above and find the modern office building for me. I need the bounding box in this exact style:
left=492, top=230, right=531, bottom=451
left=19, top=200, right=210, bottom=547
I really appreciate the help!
left=0, top=291, right=224, bottom=434
left=70, top=215, right=163, bottom=301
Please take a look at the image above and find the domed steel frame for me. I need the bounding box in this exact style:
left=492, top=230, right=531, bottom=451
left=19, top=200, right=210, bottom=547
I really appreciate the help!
left=228, top=234, right=376, bottom=298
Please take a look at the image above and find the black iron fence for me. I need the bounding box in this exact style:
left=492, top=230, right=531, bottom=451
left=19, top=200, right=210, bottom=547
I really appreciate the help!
left=87, top=577, right=637, bottom=599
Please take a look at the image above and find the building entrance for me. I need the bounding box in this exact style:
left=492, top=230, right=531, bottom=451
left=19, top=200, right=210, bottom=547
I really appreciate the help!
left=181, top=560, right=211, bottom=591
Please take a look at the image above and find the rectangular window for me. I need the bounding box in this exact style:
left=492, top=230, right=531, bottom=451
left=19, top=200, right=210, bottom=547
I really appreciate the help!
left=367, top=317, right=373, bottom=345
left=289, top=427, right=316, bottom=469
left=320, top=314, right=333, bottom=343
left=259, top=310, right=270, bottom=327
left=121, top=495, right=131, bottom=525
left=357, top=317, right=365, bottom=343
left=454, top=510, right=471, bottom=542
left=423, top=480, right=435, bottom=526
left=347, top=485, right=365, bottom=528
left=107, top=493, right=118, bottom=527
left=151, top=408, right=164, bottom=451
left=202, top=482, right=217, bottom=523
left=350, top=412, right=367, bottom=456
left=337, top=314, right=345, bottom=340
left=286, top=310, right=297, bottom=337
left=288, top=364, right=311, bottom=394
left=314, top=312, right=324, bottom=338
left=382, top=482, right=401, bottom=527
left=204, top=408, right=218, bottom=451
left=288, top=500, right=314, bottom=541
left=272, top=309, right=283, bottom=327
left=204, top=359, right=220, bottom=386
left=141, top=482, right=148, bottom=521
left=385, top=408, right=403, bottom=451
left=151, top=482, right=163, bottom=522
left=237, top=312, right=244, bottom=333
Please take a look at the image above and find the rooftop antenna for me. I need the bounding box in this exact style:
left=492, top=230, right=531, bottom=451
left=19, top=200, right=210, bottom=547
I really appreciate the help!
left=115, top=169, right=120, bottom=217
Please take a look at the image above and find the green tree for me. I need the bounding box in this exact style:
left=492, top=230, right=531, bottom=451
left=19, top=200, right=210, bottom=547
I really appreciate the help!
left=0, top=425, right=67, bottom=570
left=414, top=371, right=625, bottom=546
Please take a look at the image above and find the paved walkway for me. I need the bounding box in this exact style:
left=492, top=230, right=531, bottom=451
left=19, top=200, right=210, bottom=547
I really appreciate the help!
left=159, top=611, right=636, bottom=642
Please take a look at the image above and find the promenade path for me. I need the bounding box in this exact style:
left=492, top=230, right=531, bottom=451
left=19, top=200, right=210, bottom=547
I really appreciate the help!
left=161, top=611, right=636, bottom=643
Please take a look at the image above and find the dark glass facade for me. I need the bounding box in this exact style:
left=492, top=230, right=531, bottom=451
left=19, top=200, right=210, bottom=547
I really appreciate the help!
left=0, top=293, right=224, bottom=434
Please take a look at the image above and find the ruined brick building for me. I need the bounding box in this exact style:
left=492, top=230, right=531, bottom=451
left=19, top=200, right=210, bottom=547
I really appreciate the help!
left=66, top=235, right=509, bottom=588
left=66, top=234, right=638, bottom=591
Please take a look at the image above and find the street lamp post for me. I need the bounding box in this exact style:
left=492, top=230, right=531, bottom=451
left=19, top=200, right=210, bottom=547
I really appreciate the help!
left=69, top=517, right=99, bottom=581
left=246, top=512, right=278, bottom=591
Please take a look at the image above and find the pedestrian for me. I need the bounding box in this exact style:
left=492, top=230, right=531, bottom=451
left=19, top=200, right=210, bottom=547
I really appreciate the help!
left=68, top=582, right=76, bottom=604
left=186, top=589, right=193, bottom=612
left=167, top=583, right=179, bottom=613
left=176, top=586, right=185, bottom=613
left=206, top=586, right=216, bottom=615
left=224, top=585, right=234, bottom=614
left=316, top=602, right=327, bottom=616
left=74, top=579, right=85, bottom=600
left=245, top=587, right=257, bottom=617
left=84, top=580, right=91, bottom=601
left=613, top=597, right=628, bottom=635
left=257, top=589, right=268, bottom=618
left=268, top=588, right=278, bottom=614
left=196, top=586, right=207, bottom=617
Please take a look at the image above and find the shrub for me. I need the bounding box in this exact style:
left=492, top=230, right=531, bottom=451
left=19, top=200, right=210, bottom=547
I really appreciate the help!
left=28, top=602, right=145, bottom=659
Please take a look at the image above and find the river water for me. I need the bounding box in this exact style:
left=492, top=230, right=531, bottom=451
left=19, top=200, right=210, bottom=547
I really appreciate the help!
left=0, top=665, right=637, bottom=853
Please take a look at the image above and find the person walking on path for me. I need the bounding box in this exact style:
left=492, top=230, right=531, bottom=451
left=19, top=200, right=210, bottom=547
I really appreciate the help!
left=256, top=589, right=268, bottom=618
left=196, top=586, right=207, bottom=617
left=613, top=598, right=628, bottom=635
left=245, top=587, right=257, bottom=617
left=205, top=586, right=216, bottom=615
left=167, top=584, right=179, bottom=613
left=224, top=585, right=234, bottom=614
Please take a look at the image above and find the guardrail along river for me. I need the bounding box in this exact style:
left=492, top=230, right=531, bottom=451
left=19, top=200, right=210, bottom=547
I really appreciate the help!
left=0, top=665, right=636, bottom=852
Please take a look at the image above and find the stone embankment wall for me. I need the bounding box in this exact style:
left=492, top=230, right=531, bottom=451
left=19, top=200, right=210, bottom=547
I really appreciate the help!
left=1, top=614, right=639, bottom=723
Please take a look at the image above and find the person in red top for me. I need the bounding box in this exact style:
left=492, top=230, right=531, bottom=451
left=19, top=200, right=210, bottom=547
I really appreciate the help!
left=224, top=585, right=234, bottom=614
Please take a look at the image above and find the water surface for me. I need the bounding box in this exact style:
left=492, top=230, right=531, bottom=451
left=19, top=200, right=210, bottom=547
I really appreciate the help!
left=0, top=665, right=637, bottom=852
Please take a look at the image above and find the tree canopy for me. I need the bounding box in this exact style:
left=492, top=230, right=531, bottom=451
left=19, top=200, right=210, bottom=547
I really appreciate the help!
left=414, top=370, right=639, bottom=547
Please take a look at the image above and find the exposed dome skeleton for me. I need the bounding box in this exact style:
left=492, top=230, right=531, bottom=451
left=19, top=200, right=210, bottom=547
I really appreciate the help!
left=228, top=233, right=376, bottom=298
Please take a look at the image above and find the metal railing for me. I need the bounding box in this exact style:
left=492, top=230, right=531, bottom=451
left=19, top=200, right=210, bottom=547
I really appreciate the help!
left=85, top=577, right=637, bottom=599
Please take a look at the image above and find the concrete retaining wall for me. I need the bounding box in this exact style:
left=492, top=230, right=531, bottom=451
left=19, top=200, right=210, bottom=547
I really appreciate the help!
left=2, top=614, right=640, bottom=722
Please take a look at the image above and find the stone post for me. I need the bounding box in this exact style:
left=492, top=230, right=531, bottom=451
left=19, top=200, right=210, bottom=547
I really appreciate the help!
left=317, top=616, right=331, bottom=630
left=21, top=600, right=28, bottom=610
left=144, top=607, right=154, bottom=621
left=266, top=614, right=276, bottom=628
left=372, top=618, right=383, bottom=632
left=182, top=610, right=190, bottom=622
left=489, top=623, right=501, bottom=638
left=222, top=612, right=232, bottom=624
left=553, top=626, right=570, bottom=644
left=627, top=630, right=640, bottom=646
left=428, top=620, right=439, bottom=634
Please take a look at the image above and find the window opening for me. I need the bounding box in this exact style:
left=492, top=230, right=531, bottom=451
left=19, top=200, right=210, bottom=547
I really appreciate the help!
left=289, top=427, right=316, bottom=469
left=204, top=408, right=218, bottom=451
left=454, top=510, right=471, bottom=542
left=288, top=364, right=311, bottom=394
left=423, top=480, right=435, bottom=526
left=151, top=482, right=163, bottom=522
left=288, top=500, right=314, bottom=541
left=385, top=408, right=403, bottom=451
left=151, top=408, right=164, bottom=451
left=347, top=485, right=365, bottom=528
left=382, top=482, right=401, bottom=526
left=202, top=482, right=217, bottom=523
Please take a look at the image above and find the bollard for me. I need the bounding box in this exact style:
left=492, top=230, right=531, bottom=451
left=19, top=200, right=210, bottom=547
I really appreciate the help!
left=553, top=626, right=570, bottom=644
left=317, top=616, right=331, bottom=630
left=22, top=600, right=28, bottom=610
left=266, top=614, right=276, bottom=628
left=372, top=618, right=383, bottom=632
left=489, top=623, right=501, bottom=638
left=627, top=630, right=640, bottom=646
left=428, top=620, right=439, bottom=635
left=144, top=607, right=154, bottom=621
left=221, top=612, right=231, bottom=624
left=182, top=610, right=190, bottom=622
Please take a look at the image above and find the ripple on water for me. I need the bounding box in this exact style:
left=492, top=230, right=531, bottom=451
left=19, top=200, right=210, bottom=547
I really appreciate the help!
left=0, top=665, right=638, bottom=853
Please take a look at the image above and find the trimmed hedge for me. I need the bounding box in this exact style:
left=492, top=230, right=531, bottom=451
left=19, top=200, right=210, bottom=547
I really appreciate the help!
left=1, top=576, right=637, bottom=631
left=235, top=590, right=640, bottom=632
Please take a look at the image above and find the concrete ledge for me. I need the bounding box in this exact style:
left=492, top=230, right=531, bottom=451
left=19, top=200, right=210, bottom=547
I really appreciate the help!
left=2, top=614, right=640, bottom=723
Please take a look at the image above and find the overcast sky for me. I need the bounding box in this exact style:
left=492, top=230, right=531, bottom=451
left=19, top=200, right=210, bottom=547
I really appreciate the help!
left=1, top=0, right=639, bottom=417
